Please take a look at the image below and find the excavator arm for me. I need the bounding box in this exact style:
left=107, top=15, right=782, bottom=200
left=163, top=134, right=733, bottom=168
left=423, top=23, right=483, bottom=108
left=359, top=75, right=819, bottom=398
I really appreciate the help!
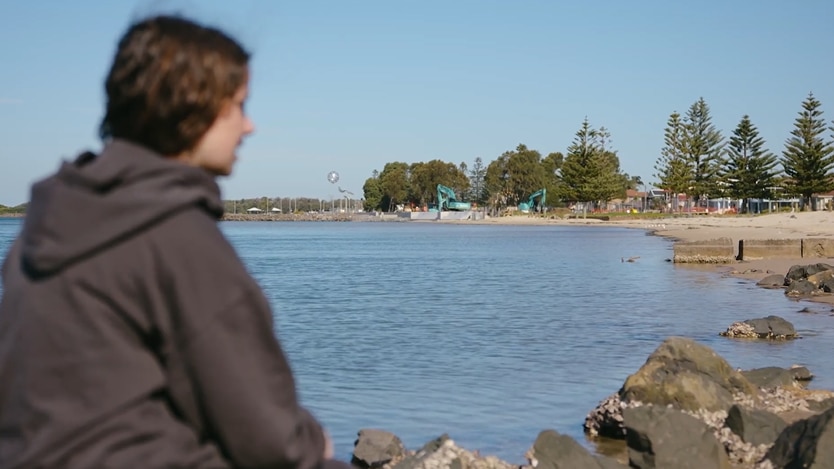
left=436, top=184, right=472, bottom=211
left=519, top=189, right=547, bottom=213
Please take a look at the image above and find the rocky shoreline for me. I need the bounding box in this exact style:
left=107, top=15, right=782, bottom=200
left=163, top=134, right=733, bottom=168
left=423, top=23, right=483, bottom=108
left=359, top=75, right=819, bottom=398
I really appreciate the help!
left=341, top=262, right=834, bottom=469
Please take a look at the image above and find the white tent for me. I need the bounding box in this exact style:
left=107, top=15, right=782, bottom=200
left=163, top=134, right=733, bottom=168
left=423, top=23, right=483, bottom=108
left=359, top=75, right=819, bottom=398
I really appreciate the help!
left=247, top=207, right=263, bottom=213
left=270, top=207, right=282, bottom=212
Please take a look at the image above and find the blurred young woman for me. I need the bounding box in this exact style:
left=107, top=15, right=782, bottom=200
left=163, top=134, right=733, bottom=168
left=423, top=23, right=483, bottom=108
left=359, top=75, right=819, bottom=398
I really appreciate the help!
left=0, top=14, right=347, bottom=469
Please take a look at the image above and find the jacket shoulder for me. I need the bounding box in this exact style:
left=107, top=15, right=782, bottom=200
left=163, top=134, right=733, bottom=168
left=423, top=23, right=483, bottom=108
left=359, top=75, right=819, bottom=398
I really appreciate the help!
left=147, top=208, right=256, bottom=300
left=150, top=209, right=238, bottom=263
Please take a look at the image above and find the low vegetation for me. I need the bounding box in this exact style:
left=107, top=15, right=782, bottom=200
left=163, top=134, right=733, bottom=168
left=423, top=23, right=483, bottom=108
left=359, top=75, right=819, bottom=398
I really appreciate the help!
left=0, top=204, right=27, bottom=215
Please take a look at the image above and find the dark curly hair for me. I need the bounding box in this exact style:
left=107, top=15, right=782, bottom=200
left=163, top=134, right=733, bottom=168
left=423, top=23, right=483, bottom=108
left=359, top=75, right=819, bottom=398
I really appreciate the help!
left=99, top=15, right=250, bottom=156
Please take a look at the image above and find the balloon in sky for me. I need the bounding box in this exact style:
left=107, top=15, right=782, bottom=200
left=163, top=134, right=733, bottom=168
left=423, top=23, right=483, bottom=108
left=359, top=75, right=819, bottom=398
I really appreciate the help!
left=327, top=171, right=340, bottom=184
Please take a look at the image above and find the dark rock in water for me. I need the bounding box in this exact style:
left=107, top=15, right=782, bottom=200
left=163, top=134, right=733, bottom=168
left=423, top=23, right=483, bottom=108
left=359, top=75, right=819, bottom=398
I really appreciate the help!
left=528, top=429, right=627, bottom=469
left=742, top=366, right=802, bottom=388
left=791, top=365, right=814, bottom=381
left=786, top=279, right=819, bottom=296
left=720, top=315, right=797, bottom=339
left=765, top=406, right=834, bottom=468
left=620, top=336, right=755, bottom=412
left=742, top=367, right=793, bottom=389
left=352, top=429, right=407, bottom=469
left=745, top=316, right=797, bottom=339
left=623, top=406, right=731, bottom=469
left=785, top=263, right=834, bottom=283
left=724, top=404, right=787, bottom=446
left=757, top=274, right=786, bottom=288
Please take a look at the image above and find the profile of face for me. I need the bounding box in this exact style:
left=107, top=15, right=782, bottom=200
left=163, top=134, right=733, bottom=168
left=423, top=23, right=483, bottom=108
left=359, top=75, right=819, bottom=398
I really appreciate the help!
left=188, top=81, right=255, bottom=176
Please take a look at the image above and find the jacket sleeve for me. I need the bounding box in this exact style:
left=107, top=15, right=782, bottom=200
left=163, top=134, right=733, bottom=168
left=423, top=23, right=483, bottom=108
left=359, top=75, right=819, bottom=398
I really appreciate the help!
left=179, top=288, right=327, bottom=469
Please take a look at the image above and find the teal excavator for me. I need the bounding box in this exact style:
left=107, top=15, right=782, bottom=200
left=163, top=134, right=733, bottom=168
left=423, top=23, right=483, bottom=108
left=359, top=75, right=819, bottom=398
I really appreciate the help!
left=436, top=184, right=472, bottom=211
left=518, top=188, right=546, bottom=213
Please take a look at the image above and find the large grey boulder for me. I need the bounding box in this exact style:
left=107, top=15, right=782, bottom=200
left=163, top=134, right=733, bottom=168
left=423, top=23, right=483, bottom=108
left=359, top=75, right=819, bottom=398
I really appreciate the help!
left=623, top=406, right=731, bottom=469
left=764, top=406, right=834, bottom=469
left=757, top=274, right=786, bottom=288
left=619, top=336, right=756, bottom=412
left=526, top=430, right=626, bottom=469
left=724, top=404, right=787, bottom=446
left=352, top=429, right=407, bottom=469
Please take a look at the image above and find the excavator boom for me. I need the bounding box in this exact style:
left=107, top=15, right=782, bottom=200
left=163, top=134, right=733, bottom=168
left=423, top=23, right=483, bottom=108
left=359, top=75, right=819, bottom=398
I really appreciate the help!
left=436, top=184, right=472, bottom=211
left=518, top=188, right=546, bottom=213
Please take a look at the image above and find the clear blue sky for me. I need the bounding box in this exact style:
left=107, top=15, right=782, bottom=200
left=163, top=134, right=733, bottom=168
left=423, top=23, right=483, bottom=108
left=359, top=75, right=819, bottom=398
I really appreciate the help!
left=1, top=1, right=833, bottom=205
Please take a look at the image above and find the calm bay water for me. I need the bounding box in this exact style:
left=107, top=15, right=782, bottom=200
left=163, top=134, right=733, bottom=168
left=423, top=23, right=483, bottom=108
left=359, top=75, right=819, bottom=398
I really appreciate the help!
left=1, top=216, right=833, bottom=462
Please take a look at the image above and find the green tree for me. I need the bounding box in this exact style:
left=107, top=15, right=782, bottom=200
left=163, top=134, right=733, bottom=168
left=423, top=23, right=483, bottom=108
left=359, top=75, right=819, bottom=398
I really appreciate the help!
left=781, top=92, right=834, bottom=211
left=654, top=111, right=692, bottom=211
left=378, top=162, right=410, bottom=211
left=362, top=170, right=384, bottom=211
left=682, top=97, right=725, bottom=204
left=541, top=152, right=564, bottom=206
left=722, top=115, right=780, bottom=213
left=484, top=152, right=511, bottom=209
left=621, top=174, right=643, bottom=191
left=560, top=118, right=624, bottom=209
left=484, top=144, right=547, bottom=209
left=467, top=157, right=488, bottom=205
left=409, top=159, right=470, bottom=207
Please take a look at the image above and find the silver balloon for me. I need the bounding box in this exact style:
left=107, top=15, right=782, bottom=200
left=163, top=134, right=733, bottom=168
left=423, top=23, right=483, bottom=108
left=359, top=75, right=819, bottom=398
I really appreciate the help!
left=327, top=171, right=340, bottom=184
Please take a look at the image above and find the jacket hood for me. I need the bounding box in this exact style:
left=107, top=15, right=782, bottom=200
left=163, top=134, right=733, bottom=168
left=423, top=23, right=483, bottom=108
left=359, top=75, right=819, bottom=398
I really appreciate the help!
left=21, top=139, right=224, bottom=276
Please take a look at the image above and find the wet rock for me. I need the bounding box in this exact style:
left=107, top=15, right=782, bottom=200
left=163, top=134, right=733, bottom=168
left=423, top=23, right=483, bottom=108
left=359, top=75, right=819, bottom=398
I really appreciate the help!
left=619, top=336, right=756, bottom=412
left=764, top=406, right=834, bottom=468
left=756, top=274, right=786, bottom=288
left=786, top=279, right=821, bottom=296
left=720, top=316, right=797, bottom=340
left=785, top=263, right=834, bottom=283
left=526, top=429, right=626, bottom=469
left=724, top=405, right=787, bottom=447
left=742, top=367, right=803, bottom=388
left=584, top=337, right=834, bottom=468
left=745, top=316, right=796, bottom=339
left=623, top=405, right=731, bottom=469
left=790, top=365, right=813, bottom=382
left=352, top=429, right=407, bottom=469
